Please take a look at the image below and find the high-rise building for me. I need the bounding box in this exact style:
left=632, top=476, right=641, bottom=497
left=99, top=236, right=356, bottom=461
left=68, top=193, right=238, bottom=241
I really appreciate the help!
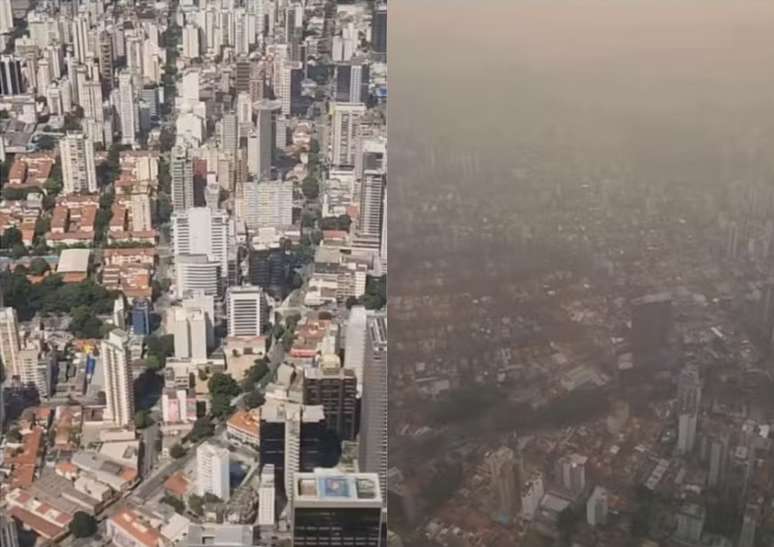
left=0, top=516, right=20, bottom=547
left=101, top=329, right=135, bottom=427
left=60, top=132, right=98, bottom=194
left=0, top=0, right=12, bottom=35
left=98, top=30, right=115, bottom=90
left=241, top=180, right=293, bottom=230
left=302, top=360, right=358, bottom=441
left=175, top=255, right=222, bottom=299
left=586, top=486, right=608, bottom=526
left=275, top=61, right=302, bottom=116
left=558, top=453, right=587, bottom=496
left=677, top=365, right=701, bottom=455
left=172, top=307, right=208, bottom=362
left=220, top=112, right=239, bottom=154
left=18, top=347, right=54, bottom=399
left=706, top=427, right=730, bottom=489
left=630, top=293, right=672, bottom=365
left=358, top=173, right=386, bottom=239
left=0, top=307, right=21, bottom=380
left=344, top=306, right=368, bottom=392
left=197, top=442, right=231, bottom=501
left=675, top=503, right=705, bottom=544
left=182, top=24, right=200, bottom=59
left=0, top=55, right=24, bottom=96
left=330, top=102, right=366, bottom=168
left=372, top=3, right=387, bottom=57
left=335, top=63, right=369, bottom=104
left=171, top=146, right=195, bottom=210
left=359, top=314, right=387, bottom=498
left=132, top=298, right=151, bottom=336
left=739, top=502, right=760, bottom=547
left=291, top=471, right=383, bottom=547
left=226, top=285, right=268, bottom=337
left=172, top=207, right=230, bottom=282
left=71, top=13, right=91, bottom=63
left=113, top=296, right=126, bottom=330
left=247, top=101, right=275, bottom=179
left=489, top=446, right=522, bottom=523
left=118, top=71, right=138, bottom=145
left=259, top=399, right=326, bottom=485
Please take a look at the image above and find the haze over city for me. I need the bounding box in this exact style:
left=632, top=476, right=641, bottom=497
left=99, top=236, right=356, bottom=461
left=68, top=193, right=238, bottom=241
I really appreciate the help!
left=389, top=1, right=774, bottom=545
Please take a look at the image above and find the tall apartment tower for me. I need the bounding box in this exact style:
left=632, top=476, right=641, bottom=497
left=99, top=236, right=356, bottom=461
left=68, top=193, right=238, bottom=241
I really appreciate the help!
left=489, top=446, right=522, bottom=523
left=171, top=207, right=230, bottom=282
left=182, top=24, right=200, bottom=60
left=302, top=360, right=358, bottom=441
left=171, top=146, right=195, bottom=210
left=241, top=180, right=293, bottom=230
left=0, top=56, right=25, bottom=96
left=359, top=314, right=388, bottom=499
left=335, top=63, right=369, bottom=104
left=291, top=471, right=383, bottom=546
left=330, top=102, right=366, bottom=168
left=101, top=329, right=135, bottom=427
left=118, top=71, right=138, bottom=145
left=0, top=307, right=21, bottom=380
left=220, top=112, right=239, bottom=154
left=344, top=305, right=368, bottom=392
left=60, top=132, right=98, bottom=194
left=98, top=30, right=115, bottom=90
left=227, top=285, right=268, bottom=337
left=172, top=307, right=208, bottom=362
left=677, top=365, right=701, bottom=455
left=175, top=255, right=222, bottom=299
left=0, top=0, right=12, bottom=35
left=196, top=442, right=231, bottom=501
left=359, top=173, right=386, bottom=238
left=247, top=101, right=275, bottom=179
left=18, top=347, right=54, bottom=399
left=372, top=3, right=387, bottom=58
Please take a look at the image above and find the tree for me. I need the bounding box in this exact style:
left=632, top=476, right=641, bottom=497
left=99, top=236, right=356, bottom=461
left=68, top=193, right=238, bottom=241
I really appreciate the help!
left=7, top=428, right=21, bottom=443
left=29, top=257, right=50, bottom=276
left=134, top=410, right=153, bottom=429
left=69, top=512, right=97, bottom=538
left=35, top=135, right=58, bottom=151
left=242, top=359, right=270, bottom=391
left=69, top=305, right=104, bottom=338
left=282, top=330, right=295, bottom=351
left=244, top=390, right=265, bottom=409
left=10, top=243, right=27, bottom=259
left=188, top=494, right=204, bottom=515
left=161, top=495, right=185, bottom=514
left=208, top=373, right=241, bottom=398
left=301, top=177, right=319, bottom=200
left=359, top=275, right=386, bottom=310
left=557, top=507, right=581, bottom=545
left=188, top=416, right=215, bottom=442
left=203, top=493, right=221, bottom=504
left=156, top=193, right=173, bottom=224
left=170, top=443, right=186, bottom=459
left=1, top=226, right=23, bottom=248
left=301, top=211, right=318, bottom=228
left=210, top=395, right=233, bottom=419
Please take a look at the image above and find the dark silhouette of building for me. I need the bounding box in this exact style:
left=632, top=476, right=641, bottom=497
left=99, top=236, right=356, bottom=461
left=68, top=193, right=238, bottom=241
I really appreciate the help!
left=302, top=364, right=358, bottom=441
left=630, top=292, right=672, bottom=366
left=132, top=298, right=151, bottom=336
left=372, top=4, right=387, bottom=58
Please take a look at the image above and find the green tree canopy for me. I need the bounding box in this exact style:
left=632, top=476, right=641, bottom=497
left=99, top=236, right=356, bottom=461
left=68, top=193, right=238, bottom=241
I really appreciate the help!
left=69, top=512, right=97, bottom=538
left=170, top=443, right=186, bottom=459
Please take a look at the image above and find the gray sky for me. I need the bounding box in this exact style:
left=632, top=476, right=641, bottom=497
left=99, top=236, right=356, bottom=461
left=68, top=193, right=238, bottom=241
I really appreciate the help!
left=390, top=0, right=774, bottom=204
